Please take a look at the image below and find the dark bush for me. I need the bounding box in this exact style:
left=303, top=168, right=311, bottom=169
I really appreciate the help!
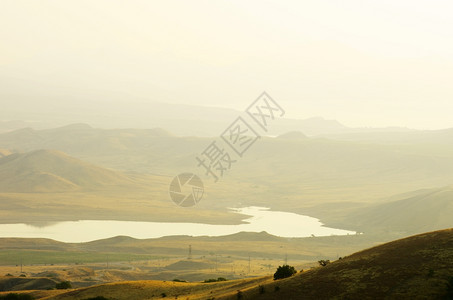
left=55, top=281, right=72, bottom=289
left=273, top=265, right=297, bottom=280
left=203, top=277, right=228, bottom=283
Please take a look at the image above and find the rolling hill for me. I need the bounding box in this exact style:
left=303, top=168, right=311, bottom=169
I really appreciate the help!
left=0, top=276, right=58, bottom=292
left=339, top=185, right=453, bottom=236
left=21, top=228, right=453, bottom=299
left=0, top=148, right=243, bottom=225
left=0, top=149, right=134, bottom=192
left=0, top=149, right=11, bottom=158
left=235, top=228, right=453, bottom=300
left=1, top=124, right=453, bottom=203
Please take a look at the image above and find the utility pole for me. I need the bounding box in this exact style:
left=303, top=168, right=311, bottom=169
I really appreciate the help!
left=188, top=245, right=192, bottom=260
left=20, top=257, right=23, bottom=273
left=284, top=253, right=288, bottom=265
left=248, top=255, right=251, bottom=274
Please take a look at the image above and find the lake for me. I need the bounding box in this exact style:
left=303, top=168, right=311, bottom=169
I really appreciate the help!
left=0, top=206, right=356, bottom=242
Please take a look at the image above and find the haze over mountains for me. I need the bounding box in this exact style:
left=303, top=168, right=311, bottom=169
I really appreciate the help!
left=0, top=122, right=452, bottom=238
left=0, top=97, right=417, bottom=136
left=2, top=1, right=453, bottom=298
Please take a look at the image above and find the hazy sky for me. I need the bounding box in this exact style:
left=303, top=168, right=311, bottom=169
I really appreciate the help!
left=1, top=0, right=453, bottom=129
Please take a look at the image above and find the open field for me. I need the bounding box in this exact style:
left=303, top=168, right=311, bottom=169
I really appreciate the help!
left=0, top=233, right=382, bottom=293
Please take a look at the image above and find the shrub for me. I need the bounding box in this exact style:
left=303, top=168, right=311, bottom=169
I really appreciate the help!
left=259, top=285, right=265, bottom=294
left=0, top=293, right=34, bottom=300
left=56, top=281, right=72, bottom=289
left=273, top=265, right=297, bottom=280
left=172, top=279, right=186, bottom=282
left=203, top=277, right=228, bottom=283
left=318, top=260, right=330, bottom=267
left=83, top=297, right=110, bottom=300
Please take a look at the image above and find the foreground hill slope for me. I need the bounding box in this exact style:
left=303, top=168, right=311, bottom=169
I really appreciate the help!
left=39, top=229, right=453, bottom=299
left=236, top=228, right=453, bottom=300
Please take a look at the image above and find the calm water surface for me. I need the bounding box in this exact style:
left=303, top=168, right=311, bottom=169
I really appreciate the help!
left=0, top=207, right=356, bottom=242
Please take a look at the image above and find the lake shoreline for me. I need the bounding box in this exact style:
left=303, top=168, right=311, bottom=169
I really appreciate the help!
left=0, top=207, right=356, bottom=243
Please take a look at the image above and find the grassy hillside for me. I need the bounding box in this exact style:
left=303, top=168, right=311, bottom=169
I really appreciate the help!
left=0, top=151, right=243, bottom=225
left=0, top=277, right=58, bottom=291
left=233, top=228, right=453, bottom=300
left=43, top=277, right=271, bottom=300
left=17, top=228, right=452, bottom=299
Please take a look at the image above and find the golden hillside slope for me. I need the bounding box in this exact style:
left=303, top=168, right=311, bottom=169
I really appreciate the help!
left=26, top=228, right=453, bottom=299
